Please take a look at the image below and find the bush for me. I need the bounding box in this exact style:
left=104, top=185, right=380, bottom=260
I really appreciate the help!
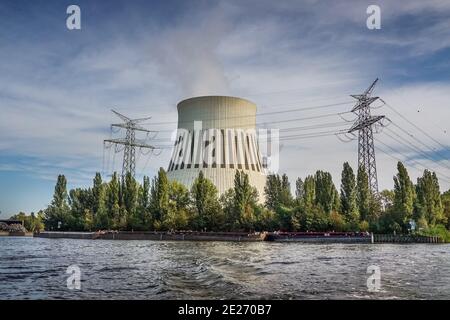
left=418, top=224, right=450, bottom=243
left=358, top=220, right=370, bottom=232
left=329, top=211, right=346, bottom=232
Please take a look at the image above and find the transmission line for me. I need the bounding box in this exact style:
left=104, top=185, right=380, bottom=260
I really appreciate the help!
left=142, top=101, right=353, bottom=126
left=383, top=101, right=450, bottom=156
left=374, top=138, right=450, bottom=183
left=386, top=121, right=450, bottom=168
left=382, top=126, right=450, bottom=172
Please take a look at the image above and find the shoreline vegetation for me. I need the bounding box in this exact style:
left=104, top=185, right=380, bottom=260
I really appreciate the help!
left=6, top=161, right=450, bottom=243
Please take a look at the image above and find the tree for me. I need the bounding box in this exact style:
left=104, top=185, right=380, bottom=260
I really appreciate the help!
left=10, top=211, right=45, bottom=233
left=314, top=170, right=339, bottom=214
left=92, top=173, right=109, bottom=229
left=357, top=166, right=370, bottom=222
left=340, top=162, right=358, bottom=224
left=264, top=174, right=281, bottom=211
left=131, top=176, right=152, bottom=230
left=44, top=175, right=72, bottom=230
left=380, top=189, right=395, bottom=210
left=122, top=172, right=139, bottom=229
left=164, top=180, right=191, bottom=230
left=106, top=172, right=121, bottom=229
left=393, top=162, right=416, bottom=230
left=69, top=188, right=93, bottom=230
left=264, top=174, right=292, bottom=210
left=329, top=211, right=346, bottom=231
left=303, top=175, right=316, bottom=209
left=280, top=174, right=293, bottom=207
left=254, top=206, right=278, bottom=231
left=295, top=178, right=305, bottom=205
left=415, top=170, right=444, bottom=227
left=441, top=190, right=450, bottom=230
left=168, top=181, right=190, bottom=212
left=149, top=168, right=170, bottom=229
left=190, top=171, right=223, bottom=231
left=233, top=170, right=259, bottom=230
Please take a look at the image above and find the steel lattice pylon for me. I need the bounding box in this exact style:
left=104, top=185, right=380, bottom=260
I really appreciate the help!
left=348, top=79, right=385, bottom=195
left=104, top=110, right=157, bottom=178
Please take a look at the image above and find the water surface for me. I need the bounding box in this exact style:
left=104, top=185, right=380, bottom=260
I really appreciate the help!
left=0, top=237, right=448, bottom=299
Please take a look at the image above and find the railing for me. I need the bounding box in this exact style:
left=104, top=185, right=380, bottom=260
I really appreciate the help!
left=373, top=234, right=443, bottom=243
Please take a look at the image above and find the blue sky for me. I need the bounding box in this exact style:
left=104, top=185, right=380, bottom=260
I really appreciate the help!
left=1, top=0, right=450, bottom=217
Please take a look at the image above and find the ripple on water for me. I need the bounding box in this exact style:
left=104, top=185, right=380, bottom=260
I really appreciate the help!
left=0, top=238, right=449, bottom=299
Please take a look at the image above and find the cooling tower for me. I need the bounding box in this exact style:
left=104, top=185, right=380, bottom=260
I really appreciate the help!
left=167, top=96, right=267, bottom=201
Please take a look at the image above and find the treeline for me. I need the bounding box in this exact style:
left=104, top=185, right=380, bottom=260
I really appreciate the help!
left=34, top=161, right=450, bottom=235
left=8, top=211, right=45, bottom=232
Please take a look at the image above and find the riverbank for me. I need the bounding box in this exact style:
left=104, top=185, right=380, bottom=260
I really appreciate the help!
left=32, top=231, right=446, bottom=243
left=35, top=231, right=264, bottom=241
left=0, top=231, right=33, bottom=237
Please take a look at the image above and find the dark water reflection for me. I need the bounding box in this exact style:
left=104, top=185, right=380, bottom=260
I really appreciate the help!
left=0, top=237, right=449, bottom=299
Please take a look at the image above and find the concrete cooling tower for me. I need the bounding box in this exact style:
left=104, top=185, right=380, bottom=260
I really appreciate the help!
left=167, top=96, right=267, bottom=201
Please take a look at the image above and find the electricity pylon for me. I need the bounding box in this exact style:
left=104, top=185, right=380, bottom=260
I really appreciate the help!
left=104, top=110, right=157, bottom=178
left=348, top=79, right=385, bottom=195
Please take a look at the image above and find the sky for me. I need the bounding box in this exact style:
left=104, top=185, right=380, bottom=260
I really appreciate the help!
left=1, top=0, right=450, bottom=217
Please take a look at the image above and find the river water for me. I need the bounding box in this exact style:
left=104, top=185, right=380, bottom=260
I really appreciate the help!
left=0, top=237, right=449, bottom=299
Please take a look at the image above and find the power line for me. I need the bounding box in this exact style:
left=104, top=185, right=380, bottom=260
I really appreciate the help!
left=386, top=121, right=450, bottom=169
left=279, top=129, right=348, bottom=141
left=279, top=121, right=349, bottom=133
left=383, top=126, right=450, bottom=172
left=375, top=138, right=450, bottom=184
left=142, top=101, right=353, bottom=126
left=375, top=144, right=450, bottom=185
left=383, top=101, right=450, bottom=156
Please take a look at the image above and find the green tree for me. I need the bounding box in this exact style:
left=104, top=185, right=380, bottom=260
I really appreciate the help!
left=44, top=175, right=72, bottom=230
left=234, top=170, right=259, bottom=230
left=92, top=173, right=109, bottom=229
left=69, top=188, right=93, bottom=230
left=357, top=166, right=370, bottom=222
left=221, top=188, right=238, bottom=230
left=329, top=211, right=346, bottom=231
left=149, top=168, right=170, bottom=229
left=264, top=174, right=281, bottom=211
left=280, top=174, right=293, bottom=207
left=190, top=171, right=223, bottom=231
left=130, top=176, right=152, bottom=230
left=314, top=170, right=339, bottom=214
left=254, top=206, right=278, bottom=231
left=122, top=172, right=139, bottom=229
left=106, top=172, right=121, bottom=229
left=303, top=175, right=316, bottom=209
left=163, top=180, right=191, bottom=230
left=442, top=190, right=450, bottom=230
left=340, top=162, right=358, bottom=224
left=10, top=211, right=45, bottom=233
left=393, top=162, right=416, bottom=231
left=415, top=170, right=444, bottom=227
left=380, top=189, right=395, bottom=210
left=295, top=178, right=305, bottom=205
